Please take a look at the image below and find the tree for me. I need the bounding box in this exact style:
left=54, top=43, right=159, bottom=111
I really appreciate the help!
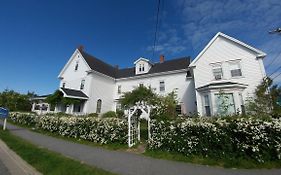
left=0, top=89, right=32, bottom=111
left=246, top=77, right=281, bottom=117
left=120, top=86, right=178, bottom=119
left=45, top=90, right=81, bottom=107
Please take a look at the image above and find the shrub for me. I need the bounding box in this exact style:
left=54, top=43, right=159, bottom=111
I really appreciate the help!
left=10, top=112, right=127, bottom=145
left=148, top=115, right=281, bottom=163
left=102, top=111, right=117, bottom=118
left=87, top=113, right=98, bottom=118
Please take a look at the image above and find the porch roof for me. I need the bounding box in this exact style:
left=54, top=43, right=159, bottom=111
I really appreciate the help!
left=60, top=88, right=88, bottom=100
left=196, top=81, right=248, bottom=91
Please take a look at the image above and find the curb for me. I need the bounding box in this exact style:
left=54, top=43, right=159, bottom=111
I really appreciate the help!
left=0, top=138, right=42, bottom=175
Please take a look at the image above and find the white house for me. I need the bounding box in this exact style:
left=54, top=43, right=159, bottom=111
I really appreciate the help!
left=32, top=32, right=266, bottom=116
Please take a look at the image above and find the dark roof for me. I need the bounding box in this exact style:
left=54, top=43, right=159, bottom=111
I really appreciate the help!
left=80, top=50, right=191, bottom=79
left=80, top=51, right=117, bottom=78
left=61, top=88, right=88, bottom=98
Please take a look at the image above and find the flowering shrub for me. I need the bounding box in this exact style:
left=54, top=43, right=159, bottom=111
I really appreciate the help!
left=10, top=113, right=127, bottom=144
left=148, top=116, right=281, bottom=162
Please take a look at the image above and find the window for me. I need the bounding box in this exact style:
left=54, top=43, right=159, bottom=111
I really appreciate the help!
left=139, top=83, right=144, bottom=87
left=159, top=81, right=165, bottom=92
left=142, top=64, right=145, bottom=71
left=215, top=93, right=235, bottom=115
left=117, top=85, right=121, bottom=94
left=96, top=99, right=102, bottom=114
left=75, top=62, right=79, bottom=71
left=80, top=79, right=85, bottom=90
left=204, top=95, right=211, bottom=116
left=230, top=62, right=242, bottom=77
left=139, top=64, right=142, bottom=72
left=212, top=65, right=223, bottom=80
left=62, top=82, right=66, bottom=88
left=176, top=105, right=182, bottom=115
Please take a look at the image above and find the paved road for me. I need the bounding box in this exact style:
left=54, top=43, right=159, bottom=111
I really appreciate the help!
left=0, top=159, right=10, bottom=175
left=1, top=122, right=281, bottom=175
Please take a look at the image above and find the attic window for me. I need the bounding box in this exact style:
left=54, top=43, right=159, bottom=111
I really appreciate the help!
left=75, top=62, right=79, bottom=71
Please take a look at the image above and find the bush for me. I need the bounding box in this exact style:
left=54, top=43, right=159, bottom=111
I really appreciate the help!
left=148, top=115, right=281, bottom=163
left=102, top=111, right=117, bottom=118
left=87, top=113, right=98, bottom=118
left=10, top=112, right=127, bottom=145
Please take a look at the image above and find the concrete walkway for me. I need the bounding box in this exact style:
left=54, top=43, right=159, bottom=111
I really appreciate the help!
left=0, top=138, right=41, bottom=175
left=1, top=122, right=281, bottom=175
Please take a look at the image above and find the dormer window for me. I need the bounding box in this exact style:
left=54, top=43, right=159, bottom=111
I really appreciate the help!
left=134, top=57, right=152, bottom=75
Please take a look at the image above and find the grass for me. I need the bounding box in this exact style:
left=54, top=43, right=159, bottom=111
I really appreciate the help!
left=0, top=130, right=117, bottom=175
left=144, top=150, right=281, bottom=169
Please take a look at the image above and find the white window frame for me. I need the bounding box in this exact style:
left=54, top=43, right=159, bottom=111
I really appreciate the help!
left=211, top=63, right=223, bottom=80
left=74, top=61, right=79, bottom=71
left=229, top=61, right=242, bottom=78
left=117, top=85, right=121, bottom=94
left=159, top=80, right=165, bottom=92
left=203, top=94, right=211, bottom=116
left=80, top=79, right=85, bottom=90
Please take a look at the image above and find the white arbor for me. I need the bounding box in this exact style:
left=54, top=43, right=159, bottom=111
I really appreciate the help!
left=124, top=102, right=152, bottom=147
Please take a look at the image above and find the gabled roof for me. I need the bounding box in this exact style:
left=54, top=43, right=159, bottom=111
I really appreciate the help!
left=116, top=57, right=190, bottom=79
left=80, top=50, right=117, bottom=78
left=78, top=49, right=191, bottom=79
left=60, top=88, right=88, bottom=99
left=133, top=57, right=151, bottom=64
left=189, top=32, right=266, bottom=67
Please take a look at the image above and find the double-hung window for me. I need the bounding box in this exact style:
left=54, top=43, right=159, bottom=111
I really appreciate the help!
left=212, top=64, right=223, bottom=80
left=204, top=95, right=211, bottom=116
left=117, top=85, right=121, bottom=94
left=80, top=79, right=85, bottom=90
left=230, top=62, right=242, bottom=77
left=159, top=81, right=165, bottom=92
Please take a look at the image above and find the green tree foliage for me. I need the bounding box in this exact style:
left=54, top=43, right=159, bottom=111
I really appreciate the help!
left=0, top=89, right=34, bottom=111
left=46, top=90, right=81, bottom=106
left=120, top=86, right=178, bottom=119
left=120, top=86, right=158, bottom=108
left=246, top=77, right=281, bottom=117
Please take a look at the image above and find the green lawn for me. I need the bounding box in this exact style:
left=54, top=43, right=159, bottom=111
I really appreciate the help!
left=0, top=130, right=117, bottom=175
left=144, top=150, right=281, bottom=169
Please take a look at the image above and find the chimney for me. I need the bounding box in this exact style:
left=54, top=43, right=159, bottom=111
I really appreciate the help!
left=160, top=55, right=165, bottom=63
left=78, top=45, right=84, bottom=51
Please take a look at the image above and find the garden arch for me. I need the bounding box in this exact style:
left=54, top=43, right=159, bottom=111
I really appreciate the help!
left=124, top=102, right=152, bottom=147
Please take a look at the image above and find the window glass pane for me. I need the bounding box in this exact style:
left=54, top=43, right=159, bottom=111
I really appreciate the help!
left=80, top=80, right=85, bottom=90
left=96, top=99, right=102, bottom=113
left=230, top=62, right=242, bottom=77
left=212, top=66, right=223, bottom=80
left=117, top=85, right=121, bottom=94
left=160, top=81, right=165, bottom=91
left=215, top=93, right=235, bottom=115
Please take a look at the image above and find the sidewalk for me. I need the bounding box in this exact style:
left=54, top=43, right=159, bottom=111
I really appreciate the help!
left=0, top=138, right=42, bottom=175
left=2, top=121, right=281, bottom=175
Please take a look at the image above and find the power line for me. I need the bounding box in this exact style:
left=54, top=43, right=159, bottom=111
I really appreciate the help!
left=272, top=71, right=281, bottom=80
left=152, top=0, right=161, bottom=60
left=266, top=52, right=281, bottom=69
left=269, top=65, right=281, bottom=77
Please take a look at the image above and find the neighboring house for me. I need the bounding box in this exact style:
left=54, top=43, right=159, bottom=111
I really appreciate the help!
left=189, top=32, right=266, bottom=116
left=31, top=95, right=53, bottom=115
left=31, top=32, right=266, bottom=116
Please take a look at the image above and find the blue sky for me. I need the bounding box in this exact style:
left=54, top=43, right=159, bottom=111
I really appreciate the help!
left=0, top=0, right=281, bottom=95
